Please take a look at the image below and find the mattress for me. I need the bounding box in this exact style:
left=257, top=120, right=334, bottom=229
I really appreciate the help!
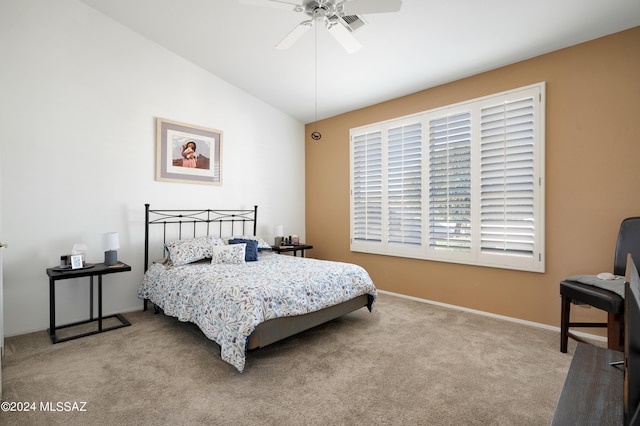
left=138, top=251, right=377, bottom=371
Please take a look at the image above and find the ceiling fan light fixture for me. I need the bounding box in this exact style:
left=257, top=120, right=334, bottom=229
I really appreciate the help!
left=264, top=0, right=402, bottom=52
left=306, top=0, right=336, bottom=17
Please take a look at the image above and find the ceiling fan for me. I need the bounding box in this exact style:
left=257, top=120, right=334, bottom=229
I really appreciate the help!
left=242, top=0, right=402, bottom=53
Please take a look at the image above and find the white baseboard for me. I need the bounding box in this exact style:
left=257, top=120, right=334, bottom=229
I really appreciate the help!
left=377, top=289, right=607, bottom=343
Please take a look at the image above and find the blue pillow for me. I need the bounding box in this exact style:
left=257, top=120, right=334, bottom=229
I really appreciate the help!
left=228, top=238, right=259, bottom=262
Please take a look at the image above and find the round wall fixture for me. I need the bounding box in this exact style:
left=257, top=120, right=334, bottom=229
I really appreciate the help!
left=311, top=131, right=322, bottom=140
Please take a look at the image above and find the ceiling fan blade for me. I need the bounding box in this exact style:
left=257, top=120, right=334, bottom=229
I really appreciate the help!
left=341, top=0, right=402, bottom=15
left=276, top=20, right=313, bottom=50
left=327, top=22, right=362, bottom=54
left=238, top=0, right=303, bottom=11
left=268, top=0, right=304, bottom=5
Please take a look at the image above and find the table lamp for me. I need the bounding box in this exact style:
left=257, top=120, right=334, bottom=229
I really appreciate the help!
left=274, top=225, right=284, bottom=247
left=104, top=232, right=120, bottom=265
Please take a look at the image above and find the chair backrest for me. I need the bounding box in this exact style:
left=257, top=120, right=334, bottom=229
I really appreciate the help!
left=614, top=217, right=640, bottom=276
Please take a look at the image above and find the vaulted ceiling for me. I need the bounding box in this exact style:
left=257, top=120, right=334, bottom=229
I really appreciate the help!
left=79, top=0, right=640, bottom=123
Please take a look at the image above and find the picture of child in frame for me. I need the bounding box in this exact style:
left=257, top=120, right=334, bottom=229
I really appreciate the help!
left=172, top=138, right=211, bottom=170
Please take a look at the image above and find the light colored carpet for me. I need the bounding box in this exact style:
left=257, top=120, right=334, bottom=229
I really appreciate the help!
left=0, top=293, right=575, bottom=425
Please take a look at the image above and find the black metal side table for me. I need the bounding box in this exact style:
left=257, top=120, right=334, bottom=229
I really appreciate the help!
left=271, top=244, right=313, bottom=257
left=46, top=262, right=132, bottom=343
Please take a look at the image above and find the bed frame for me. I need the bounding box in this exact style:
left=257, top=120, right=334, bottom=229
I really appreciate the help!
left=143, top=203, right=373, bottom=350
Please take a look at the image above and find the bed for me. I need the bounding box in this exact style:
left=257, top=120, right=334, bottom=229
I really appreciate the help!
left=139, top=204, right=377, bottom=372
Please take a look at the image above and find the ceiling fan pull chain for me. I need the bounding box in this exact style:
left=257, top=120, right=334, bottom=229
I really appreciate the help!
left=312, top=15, right=322, bottom=141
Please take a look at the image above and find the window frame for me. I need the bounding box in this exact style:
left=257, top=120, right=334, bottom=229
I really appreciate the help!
left=350, top=82, right=545, bottom=273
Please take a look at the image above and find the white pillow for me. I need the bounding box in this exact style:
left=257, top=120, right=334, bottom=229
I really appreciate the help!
left=211, top=244, right=246, bottom=264
left=165, top=235, right=224, bottom=266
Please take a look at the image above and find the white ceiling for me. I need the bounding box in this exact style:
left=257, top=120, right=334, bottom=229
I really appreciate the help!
left=78, top=0, right=640, bottom=123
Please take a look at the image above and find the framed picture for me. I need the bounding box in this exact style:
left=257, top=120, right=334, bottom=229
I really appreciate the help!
left=156, top=118, right=222, bottom=185
left=70, top=255, right=83, bottom=269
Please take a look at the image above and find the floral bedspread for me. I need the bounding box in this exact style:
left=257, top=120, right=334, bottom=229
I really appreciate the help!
left=138, top=251, right=377, bottom=372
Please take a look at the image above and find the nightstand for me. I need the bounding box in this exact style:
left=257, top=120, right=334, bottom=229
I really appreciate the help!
left=271, top=244, right=313, bottom=257
left=46, top=262, right=132, bottom=343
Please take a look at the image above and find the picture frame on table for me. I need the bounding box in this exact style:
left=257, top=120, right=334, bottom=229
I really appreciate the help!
left=156, top=118, right=222, bottom=185
left=70, top=255, right=83, bottom=269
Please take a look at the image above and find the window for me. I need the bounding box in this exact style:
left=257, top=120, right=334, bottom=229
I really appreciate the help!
left=350, top=83, right=545, bottom=272
left=388, top=122, right=422, bottom=247
left=352, top=130, right=382, bottom=243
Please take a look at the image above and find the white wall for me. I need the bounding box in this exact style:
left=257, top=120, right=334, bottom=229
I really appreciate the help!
left=0, top=0, right=306, bottom=336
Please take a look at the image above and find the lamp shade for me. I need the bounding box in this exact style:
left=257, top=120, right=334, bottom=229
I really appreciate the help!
left=275, top=225, right=284, bottom=237
left=105, top=232, right=120, bottom=251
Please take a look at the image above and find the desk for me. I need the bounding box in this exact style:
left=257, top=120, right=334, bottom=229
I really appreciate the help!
left=46, top=262, right=131, bottom=343
left=551, top=343, right=623, bottom=425
left=271, top=244, right=313, bottom=257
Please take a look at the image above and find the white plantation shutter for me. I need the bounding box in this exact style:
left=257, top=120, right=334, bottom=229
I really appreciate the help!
left=480, top=97, right=535, bottom=257
left=350, top=83, right=544, bottom=272
left=352, top=131, right=383, bottom=243
left=428, top=112, right=472, bottom=252
left=388, top=123, right=422, bottom=246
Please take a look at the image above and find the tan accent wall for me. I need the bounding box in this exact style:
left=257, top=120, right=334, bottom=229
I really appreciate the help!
left=305, top=27, right=640, bottom=331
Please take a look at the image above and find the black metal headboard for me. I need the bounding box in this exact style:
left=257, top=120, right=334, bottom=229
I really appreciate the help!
left=144, top=203, right=258, bottom=272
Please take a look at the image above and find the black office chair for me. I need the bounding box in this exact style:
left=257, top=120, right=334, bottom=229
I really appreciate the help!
left=560, top=217, right=640, bottom=353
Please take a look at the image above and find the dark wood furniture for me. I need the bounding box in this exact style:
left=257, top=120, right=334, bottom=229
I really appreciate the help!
left=560, top=217, right=640, bottom=353
left=560, top=280, right=624, bottom=352
left=551, top=343, right=623, bottom=425
left=271, top=244, right=313, bottom=257
left=47, top=262, right=131, bottom=343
